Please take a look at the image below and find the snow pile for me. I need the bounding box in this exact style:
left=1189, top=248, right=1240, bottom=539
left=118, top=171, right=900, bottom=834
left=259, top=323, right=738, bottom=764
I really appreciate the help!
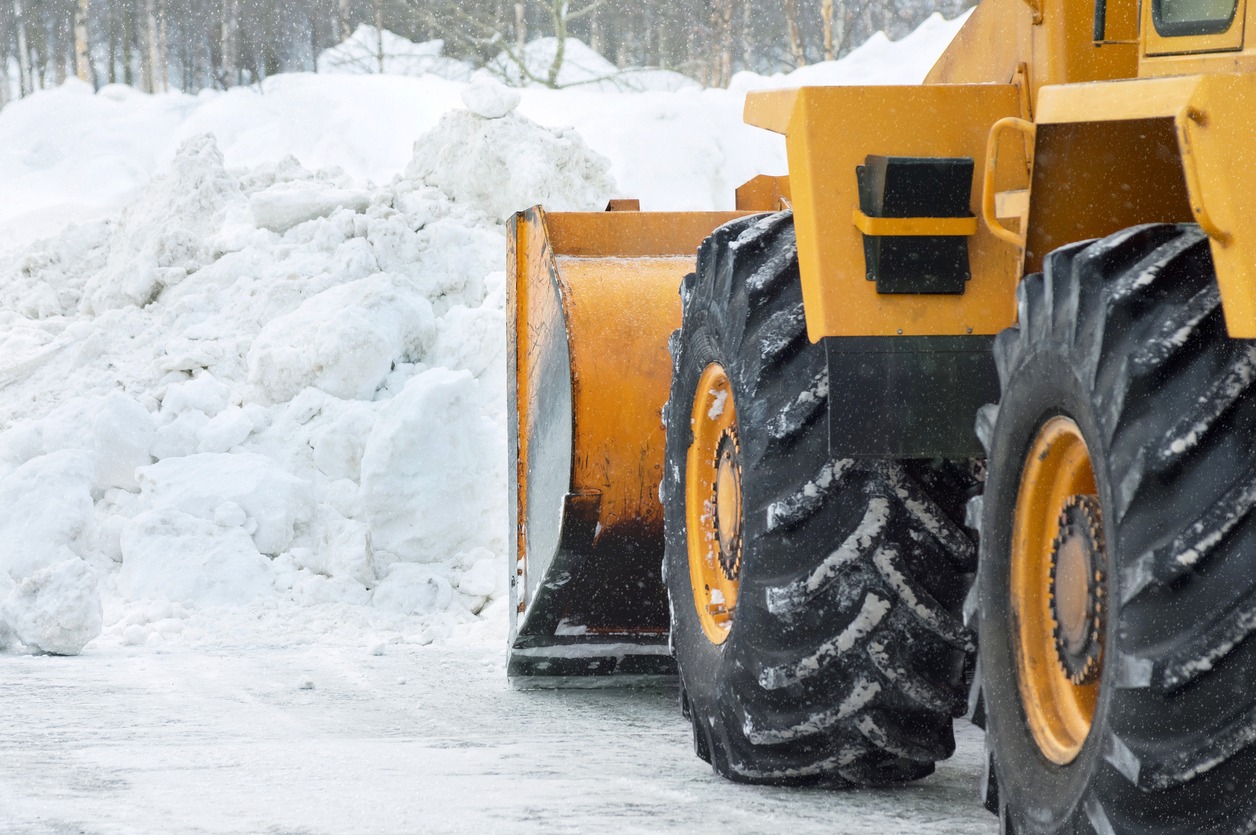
left=488, top=37, right=698, bottom=92
left=730, top=11, right=972, bottom=91
left=461, top=77, right=521, bottom=120
left=318, top=26, right=473, bottom=81
left=0, top=100, right=613, bottom=654
left=407, top=86, right=615, bottom=220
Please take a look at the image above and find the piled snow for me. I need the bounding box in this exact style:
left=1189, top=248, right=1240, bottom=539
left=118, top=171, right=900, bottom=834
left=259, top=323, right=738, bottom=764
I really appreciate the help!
left=0, top=13, right=967, bottom=655
left=730, top=12, right=972, bottom=91
left=1, top=558, right=102, bottom=654
left=0, top=101, right=610, bottom=654
left=461, top=78, right=521, bottom=119
left=318, top=25, right=473, bottom=82
left=488, top=37, right=698, bottom=92
left=406, top=105, right=615, bottom=221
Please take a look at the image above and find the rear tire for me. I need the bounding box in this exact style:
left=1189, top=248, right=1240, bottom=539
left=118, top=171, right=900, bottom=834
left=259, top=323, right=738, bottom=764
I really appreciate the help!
left=979, top=224, right=1256, bottom=833
left=662, top=211, right=977, bottom=785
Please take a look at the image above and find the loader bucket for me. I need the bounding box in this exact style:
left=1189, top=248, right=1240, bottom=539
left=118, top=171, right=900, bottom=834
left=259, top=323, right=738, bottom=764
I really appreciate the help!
left=507, top=204, right=753, bottom=686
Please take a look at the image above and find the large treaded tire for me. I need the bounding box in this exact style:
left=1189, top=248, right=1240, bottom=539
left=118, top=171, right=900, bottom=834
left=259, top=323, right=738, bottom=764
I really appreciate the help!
left=978, top=223, right=1256, bottom=833
left=662, top=211, right=977, bottom=786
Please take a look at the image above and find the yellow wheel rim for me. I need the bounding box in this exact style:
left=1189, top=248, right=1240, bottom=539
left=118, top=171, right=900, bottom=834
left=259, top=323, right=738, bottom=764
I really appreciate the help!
left=686, top=363, right=742, bottom=646
left=1012, top=416, right=1106, bottom=765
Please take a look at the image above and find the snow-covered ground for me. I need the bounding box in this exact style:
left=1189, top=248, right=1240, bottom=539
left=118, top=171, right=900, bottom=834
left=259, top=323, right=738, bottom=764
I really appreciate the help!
left=0, top=646, right=995, bottom=834
left=0, top=12, right=992, bottom=832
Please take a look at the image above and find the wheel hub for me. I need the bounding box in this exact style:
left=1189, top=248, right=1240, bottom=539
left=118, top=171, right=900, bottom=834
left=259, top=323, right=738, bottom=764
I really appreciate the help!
left=1049, top=495, right=1105, bottom=686
left=685, top=363, right=742, bottom=645
left=713, top=428, right=743, bottom=582
left=1011, top=415, right=1105, bottom=765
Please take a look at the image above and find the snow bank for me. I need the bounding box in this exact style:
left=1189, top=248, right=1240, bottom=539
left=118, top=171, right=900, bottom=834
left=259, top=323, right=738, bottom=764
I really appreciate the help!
left=730, top=12, right=972, bottom=91
left=0, top=97, right=612, bottom=654
left=406, top=105, right=615, bottom=220
left=318, top=26, right=473, bottom=82
left=487, top=37, right=698, bottom=92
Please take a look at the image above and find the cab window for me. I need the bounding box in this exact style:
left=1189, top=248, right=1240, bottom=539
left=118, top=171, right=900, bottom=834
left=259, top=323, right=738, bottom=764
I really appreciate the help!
left=1153, top=0, right=1239, bottom=36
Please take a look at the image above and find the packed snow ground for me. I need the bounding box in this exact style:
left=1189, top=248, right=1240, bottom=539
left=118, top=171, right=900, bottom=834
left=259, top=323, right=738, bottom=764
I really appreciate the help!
left=0, top=12, right=992, bottom=832
left=0, top=647, right=997, bottom=834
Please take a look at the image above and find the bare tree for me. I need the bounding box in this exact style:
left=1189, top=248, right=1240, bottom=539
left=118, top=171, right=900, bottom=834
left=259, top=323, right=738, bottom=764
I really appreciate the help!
left=14, top=0, right=33, bottom=95
left=782, top=0, right=806, bottom=68
left=74, top=0, right=91, bottom=81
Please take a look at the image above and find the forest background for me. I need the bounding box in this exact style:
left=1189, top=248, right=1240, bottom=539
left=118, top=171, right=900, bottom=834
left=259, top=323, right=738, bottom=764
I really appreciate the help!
left=0, top=0, right=974, bottom=106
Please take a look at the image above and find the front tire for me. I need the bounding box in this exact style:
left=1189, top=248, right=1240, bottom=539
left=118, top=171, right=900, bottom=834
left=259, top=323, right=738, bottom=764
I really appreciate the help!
left=663, top=211, right=977, bottom=786
left=979, top=224, right=1256, bottom=833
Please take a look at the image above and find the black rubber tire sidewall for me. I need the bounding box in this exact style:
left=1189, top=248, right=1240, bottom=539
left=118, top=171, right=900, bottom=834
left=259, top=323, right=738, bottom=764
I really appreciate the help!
left=665, top=311, right=741, bottom=762
left=980, top=345, right=1119, bottom=833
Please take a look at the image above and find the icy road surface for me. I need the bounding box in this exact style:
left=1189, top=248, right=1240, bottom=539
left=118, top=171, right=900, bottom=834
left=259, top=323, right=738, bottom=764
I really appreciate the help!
left=1, top=644, right=997, bottom=834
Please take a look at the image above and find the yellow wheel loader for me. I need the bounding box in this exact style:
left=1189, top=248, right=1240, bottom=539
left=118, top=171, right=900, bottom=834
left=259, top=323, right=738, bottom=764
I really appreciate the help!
left=509, top=0, right=1256, bottom=829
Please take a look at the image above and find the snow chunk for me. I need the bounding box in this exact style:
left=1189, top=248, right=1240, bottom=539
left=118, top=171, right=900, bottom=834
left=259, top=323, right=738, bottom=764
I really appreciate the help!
left=406, top=109, right=615, bottom=221
left=429, top=305, right=505, bottom=380
left=0, top=450, right=97, bottom=582
left=246, top=273, right=435, bottom=404
left=81, top=134, right=242, bottom=313
left=1, top=558, right=102, bottom=655
left=360, top=368, right=505, bottom=563
left=162, top=372, right=232, bottom=418
left=118, top=507, right=274, bottom=606
left=454, top=548, right=502, bottom=599
left=40, top=394, right=156, bottom=490
left=135, top=453, right=313, bottom=556
left=372, top=563, right=454, bottom=615
left=461, top=78, right=520, bottom=119
left=249, top=181, right=372, bottom=234
left=300, top=517, right=375, bottom=588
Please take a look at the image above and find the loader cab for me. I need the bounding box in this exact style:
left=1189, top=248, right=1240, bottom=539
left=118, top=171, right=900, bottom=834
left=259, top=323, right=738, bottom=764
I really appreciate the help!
left=1136, top=0, right=1256, bottom=75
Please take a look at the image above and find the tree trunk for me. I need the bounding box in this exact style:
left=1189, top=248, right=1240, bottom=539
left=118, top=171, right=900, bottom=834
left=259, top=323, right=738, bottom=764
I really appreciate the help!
left=339, top=0, right=351, bottom=41
left=545, top=0, right=566, bottom=89
left=0, top=58, right=9, bottom=107
left=719, top=0, right=733, bottom=87
left=515, top=1, right=526, bottom=54
left=821, top=0, right=835, bottom=61
left=220, top=0, right=238, bottom=87
left=374, top=0, right=384, bottom=73
left=14, top=0, right=32, bottom=96
left=107, top=0, right=118, bottom=83
left=74, top=0, right=91, bottom=82
left=741, top=0, right=753, bottom=72
left=158, top=0, right=169, bottom=91
left=142, top=0, right=157, bottom=92
left=783, top=0, right=806, bottom=68
left=309, top=7, right=320, bottom=71
left=52, top=8, right=67, bottom=85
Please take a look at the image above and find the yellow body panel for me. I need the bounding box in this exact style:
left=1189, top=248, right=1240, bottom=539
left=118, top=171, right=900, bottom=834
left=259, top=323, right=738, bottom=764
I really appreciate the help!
left=924, top=0, right=1138, bottom=101
left=1176, top=74, right=1256, bottom=336
left=745, top=84, right=1025, bottom=339
left=744, top=1, right=1256, bottom=340
left=1027, top=73, right=1256, bottom=335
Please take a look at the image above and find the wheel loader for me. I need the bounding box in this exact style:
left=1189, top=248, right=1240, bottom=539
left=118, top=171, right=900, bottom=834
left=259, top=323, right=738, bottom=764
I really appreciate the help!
left=507, top=0, right=1256, bottom=830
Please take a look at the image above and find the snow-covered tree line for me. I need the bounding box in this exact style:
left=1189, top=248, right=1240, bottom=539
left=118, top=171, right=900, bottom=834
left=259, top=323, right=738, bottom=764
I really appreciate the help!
left=0, top=0, right=973, bottom=103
